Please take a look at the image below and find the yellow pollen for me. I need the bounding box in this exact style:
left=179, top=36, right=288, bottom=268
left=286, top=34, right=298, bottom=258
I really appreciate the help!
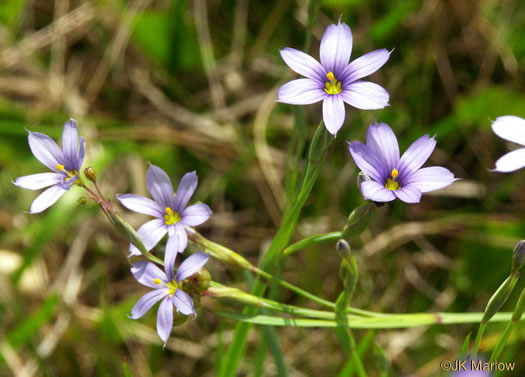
left=154, top=278, right=161, bottom=285
left=164, top=207, right=181, bottom=225
left=56, top=164, right=64, bottom=171
left=324, top=71, right=342, bottom=95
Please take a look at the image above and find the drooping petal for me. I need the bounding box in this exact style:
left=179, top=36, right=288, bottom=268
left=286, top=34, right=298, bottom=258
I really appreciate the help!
left=62, top=120, right=79, bottom=171
left=30, top=185, right=67, bottom=213
left=146, top=164, right=175, bottom=208
left=176, top=252, right=210, bottom=282
left=279, top=47, right=325, bottom=82
left=129, top=219, right=167, bottom=256
left=172, top=290, right=195, bottom=316
left=322, top=95, right=345, bottom=135
left=493, top=148, right=525, bottom=173
left=181, top=203, right=211, bottom=226
left=156, top=297, right=174, bottom=345
left=491, top=115, right=525, bottom=146
left=397, top=135, right=436, bottom=178
left=116, top=194, right=164, bottom=218
left=393, top=186, right=422, bottom=203
left=341, top=49, right=391, bottom=84
left=27, top=130, right=65, bottom=172
left=173, top=171, right=198, bottom=212
left=77, top=136, right=86, bottom=172
left=341, top=81, right=390, bottom=110
left=347, top=141, right=387, bottom=183
left=129, top=289, right=166, bottom=320
left=360, top=181, right=396, bottom=202
left=403, top=167, right=458, bottom=192
left=13, top=172, right=64, bottom=190
left=131, top=261, right=168, bottom=288
left=278, top=79, right=326, bottom=105
left=366, top=122, right=400, bottom=174
left=320, top=21, right=353, bottom=74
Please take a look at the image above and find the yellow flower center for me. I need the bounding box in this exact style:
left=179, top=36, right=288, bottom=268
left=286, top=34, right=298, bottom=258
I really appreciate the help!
left=385, top=169, right=401, bottom=191
left=166, top=280, right=179, bottom=296
left=164, top=207, right=181, bottom=225
left=324, top=71, right=342, bottom=95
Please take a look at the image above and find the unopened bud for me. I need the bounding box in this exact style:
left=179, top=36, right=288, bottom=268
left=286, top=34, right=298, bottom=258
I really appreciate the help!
left=78, top=197, right=88, bottom=206
left=342, top=204, right=376, bottom=238
left=107, top=210, right=148, bottom=255
left=181, top=267, right=211, bottom=293
left=84, top=167, right=97, bottom=182
left=336, top=239, right=350, bottom=258
left=512, top=240, right=525, bottom=272
left=482, top=274, right=519, bottom=323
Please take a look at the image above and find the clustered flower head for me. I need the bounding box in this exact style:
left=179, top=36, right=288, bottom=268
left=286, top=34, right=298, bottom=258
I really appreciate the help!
left=130, top=252, right=210, bottom=345
left=13, top=120, right=85, bottom=213
left=117, top=164, right=211, bottom=268
left=348, top=122, right=457, bottom=203
left=491, top=115, right=525, bottom=173
left=278, top=19, right=390, bottom=135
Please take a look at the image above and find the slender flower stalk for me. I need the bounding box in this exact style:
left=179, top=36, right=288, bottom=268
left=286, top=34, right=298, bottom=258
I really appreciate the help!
left=129, top=252, right=210, bottom=345
left=491, top=115, right=525, bottom=172
left=117, top=164, right=211, bottom=268
left=278, top=20, right=391, bottom=135
left=13, top=120, right=85, bottom=213
left=348, top=122, right=458, bottom=203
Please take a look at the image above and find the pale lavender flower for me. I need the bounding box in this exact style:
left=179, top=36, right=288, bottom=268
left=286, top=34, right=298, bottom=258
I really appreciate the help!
left=278, top=19, right=391, bottom=135
left=491, top=115, right=525, bottom=172
left=13, top=120, right=85, bottom=213
left=130, top=252, right=210, bottom=345
left=348, top=122, right=457, bottom=203
left=116, top=164, right=211, bottom=268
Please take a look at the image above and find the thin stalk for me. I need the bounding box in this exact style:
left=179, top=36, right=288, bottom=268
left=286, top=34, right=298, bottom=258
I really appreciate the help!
left=470, top=322, right=486, bottom=358
left=349, top=332, right=368, bottom=377
left=283, top=231, right=343, bottom=257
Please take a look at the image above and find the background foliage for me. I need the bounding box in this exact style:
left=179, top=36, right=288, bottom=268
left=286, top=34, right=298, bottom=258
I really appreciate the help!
left=1, top=0, right=525, bottom=376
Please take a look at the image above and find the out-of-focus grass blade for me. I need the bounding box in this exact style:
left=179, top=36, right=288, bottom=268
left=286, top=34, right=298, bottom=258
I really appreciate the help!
left=337, top=330, right=375, bottom=377
left=0, top=294, right=59, bottom=366
left=122, top=361, right=133, bottom=377
left=460, top=331, right=471, bottom=359
left=371, top=0, right=418, bottom=43
left=0, top=0, right=26, bottom=30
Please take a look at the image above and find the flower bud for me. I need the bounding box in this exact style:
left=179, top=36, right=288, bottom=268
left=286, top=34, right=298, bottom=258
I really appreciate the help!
left=512, top=240, right=525, bottom=272
left=84, top=167, right=97, bottom=182
left=181, top=267, right=211, bottom=293
left=107, top=210, right=148, bottom=255
left=481, top=274, right=519, bottom=323
left=336, top=239, right=350, bottom=258
left=342, top=204, right=376, bottom=238
left=77, top=197, right=88, bottom=206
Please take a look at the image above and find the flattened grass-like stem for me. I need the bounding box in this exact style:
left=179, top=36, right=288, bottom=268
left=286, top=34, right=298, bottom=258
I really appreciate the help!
left=489, top=287, right=525, bottom=362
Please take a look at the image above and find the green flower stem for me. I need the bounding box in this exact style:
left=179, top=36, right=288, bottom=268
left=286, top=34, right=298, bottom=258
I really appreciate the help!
left=250, top=266, right=335, bottom=309
left=217, top=311, right=521, bottom=329
left=471, top=322, right=487, bottom=359
left=219, top=122, right=333, bottom=377
left=489, top=287, right=525, bottom=362
left=349, top=332, right=368, bottom=377
left=282, top=231, right=343, bottom=257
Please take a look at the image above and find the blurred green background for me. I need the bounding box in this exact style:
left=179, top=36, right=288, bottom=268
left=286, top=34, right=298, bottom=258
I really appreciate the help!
left=1, top=0, right=525, bottom=376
